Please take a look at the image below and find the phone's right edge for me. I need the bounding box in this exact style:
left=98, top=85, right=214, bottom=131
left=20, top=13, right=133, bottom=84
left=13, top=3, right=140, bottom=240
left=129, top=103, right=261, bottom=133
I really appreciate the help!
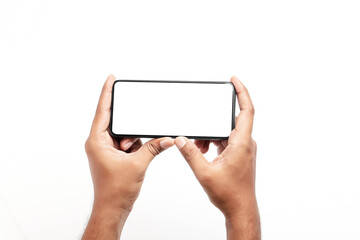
left=230, top=82, right=236, bottom=132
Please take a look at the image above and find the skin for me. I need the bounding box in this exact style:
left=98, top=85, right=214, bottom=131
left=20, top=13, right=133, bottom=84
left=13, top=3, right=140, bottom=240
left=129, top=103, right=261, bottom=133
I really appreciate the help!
left=82, top=75, right=174, bottom=240
left=82, top=75, right=260, bottom=240
left=175, top=76, right=260, bottom=240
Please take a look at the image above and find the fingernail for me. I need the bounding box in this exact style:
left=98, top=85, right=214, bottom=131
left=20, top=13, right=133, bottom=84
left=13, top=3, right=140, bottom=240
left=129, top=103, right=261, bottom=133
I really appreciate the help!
left=175, top=137, right=187, bottom=150
left=123, top=141, right=133, bottom=151
left=160, top=138, right=174, bottom=150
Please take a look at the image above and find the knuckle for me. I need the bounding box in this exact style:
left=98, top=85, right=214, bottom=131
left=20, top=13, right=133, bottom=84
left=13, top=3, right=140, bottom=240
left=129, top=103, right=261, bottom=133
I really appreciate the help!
left=146, top=142, right=162, bottom=157
left=238, top=139, right=253, bottom=154
left=85, top=136, right=103, bottom=155
left=249, top=105, right=255, bottom=115
left=85, top=138, right=94, bottom=153
left=243, top=85, right=249, bottom=92
left=252, top=139, right=257, bottom=148
left=252, top=139, right=257, bottom=154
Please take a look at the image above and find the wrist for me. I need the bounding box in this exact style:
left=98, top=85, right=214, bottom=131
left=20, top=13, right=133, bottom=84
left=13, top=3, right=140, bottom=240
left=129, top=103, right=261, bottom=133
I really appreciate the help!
left=92, top=200, right=131, bottom=219
left=226, top=215, right=261, bottom=240
left=82, top=202, right=130, bottom=240
left=92, top=192, right=134, bottom=215
left=224, top=196, right=261, bottom=240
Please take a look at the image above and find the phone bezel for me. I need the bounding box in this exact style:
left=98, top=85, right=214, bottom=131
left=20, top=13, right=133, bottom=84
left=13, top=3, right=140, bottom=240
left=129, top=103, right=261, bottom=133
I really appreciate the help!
left=109, top=80, right=236, bottom=140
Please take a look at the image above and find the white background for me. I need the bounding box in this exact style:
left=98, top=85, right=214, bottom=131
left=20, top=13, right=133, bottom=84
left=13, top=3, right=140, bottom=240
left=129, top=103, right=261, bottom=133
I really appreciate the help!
left=0, top=0, right=359, bottom=239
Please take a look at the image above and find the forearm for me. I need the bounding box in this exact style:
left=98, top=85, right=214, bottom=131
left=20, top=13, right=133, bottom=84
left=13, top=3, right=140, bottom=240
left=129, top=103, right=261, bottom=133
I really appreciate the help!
left=82, top=204, right=130, bottom=240
left=225, top=198, right=261, bottom=240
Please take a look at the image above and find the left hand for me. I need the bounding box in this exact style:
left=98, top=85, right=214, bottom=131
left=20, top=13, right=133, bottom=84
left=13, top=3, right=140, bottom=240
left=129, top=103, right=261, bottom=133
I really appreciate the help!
left=85, top=74, right=174, bottom=214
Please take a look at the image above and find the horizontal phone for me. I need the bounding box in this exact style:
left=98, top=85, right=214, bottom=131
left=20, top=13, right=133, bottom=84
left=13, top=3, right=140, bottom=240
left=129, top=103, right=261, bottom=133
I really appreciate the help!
left=110, top=80, right=236, bottom=140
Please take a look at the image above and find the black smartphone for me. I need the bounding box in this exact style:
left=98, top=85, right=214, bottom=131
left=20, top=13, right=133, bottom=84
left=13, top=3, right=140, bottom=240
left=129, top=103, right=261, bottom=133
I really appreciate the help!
left=109, top=80, right=236, bottom=140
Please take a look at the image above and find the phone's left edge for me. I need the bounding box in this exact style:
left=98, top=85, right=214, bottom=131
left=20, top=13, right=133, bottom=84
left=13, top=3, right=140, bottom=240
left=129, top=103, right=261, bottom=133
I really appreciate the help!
left=109, top=80, right=120, bottom=138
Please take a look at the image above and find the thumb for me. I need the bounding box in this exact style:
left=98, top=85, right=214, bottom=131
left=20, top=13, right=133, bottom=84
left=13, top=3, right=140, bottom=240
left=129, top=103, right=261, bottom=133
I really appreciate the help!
left=137, top=137, right=174, bottom=163
left=175, top=137, right=208, bottom=176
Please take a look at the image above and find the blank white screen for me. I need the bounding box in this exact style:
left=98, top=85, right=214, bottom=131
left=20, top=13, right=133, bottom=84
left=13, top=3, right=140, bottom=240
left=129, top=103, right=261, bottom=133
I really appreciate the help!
left=111, top=81, right=234, bottom=138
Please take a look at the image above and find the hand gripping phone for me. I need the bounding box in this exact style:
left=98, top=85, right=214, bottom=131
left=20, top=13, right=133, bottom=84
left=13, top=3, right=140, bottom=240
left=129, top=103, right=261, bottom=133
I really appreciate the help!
left=110, top=80, right=236, bottom=140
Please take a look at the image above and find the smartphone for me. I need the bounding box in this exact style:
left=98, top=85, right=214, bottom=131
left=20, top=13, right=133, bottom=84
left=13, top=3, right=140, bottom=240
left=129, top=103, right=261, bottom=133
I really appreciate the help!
left=110, top=80, right=236, bottom=140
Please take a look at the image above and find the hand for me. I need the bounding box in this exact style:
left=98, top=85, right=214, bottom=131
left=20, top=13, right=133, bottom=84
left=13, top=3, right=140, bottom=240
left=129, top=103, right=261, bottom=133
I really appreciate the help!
left=174, top=76, right=260, bottom=239
left=83, top=75, right=174, bottom=240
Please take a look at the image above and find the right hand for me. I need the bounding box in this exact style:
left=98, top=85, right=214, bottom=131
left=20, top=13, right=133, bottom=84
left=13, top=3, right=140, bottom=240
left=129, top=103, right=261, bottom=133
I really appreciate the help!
left=174, top=76, right=259, bottom=227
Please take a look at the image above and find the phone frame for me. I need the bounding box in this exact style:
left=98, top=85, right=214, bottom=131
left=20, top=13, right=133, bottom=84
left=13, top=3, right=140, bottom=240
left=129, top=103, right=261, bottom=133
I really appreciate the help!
left=109, top=80, right=236, bottom=140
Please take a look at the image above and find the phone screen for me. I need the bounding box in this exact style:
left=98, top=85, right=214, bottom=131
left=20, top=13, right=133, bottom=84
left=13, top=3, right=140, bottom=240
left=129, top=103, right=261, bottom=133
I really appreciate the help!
left=110, top=80, right=235, bottom=139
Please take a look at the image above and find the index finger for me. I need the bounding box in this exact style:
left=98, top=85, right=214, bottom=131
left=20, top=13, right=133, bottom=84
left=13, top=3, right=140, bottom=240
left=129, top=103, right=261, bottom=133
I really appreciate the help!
left=230, top=76, right=255, bottom=140
left=90, top=74, right=116, bottom=135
